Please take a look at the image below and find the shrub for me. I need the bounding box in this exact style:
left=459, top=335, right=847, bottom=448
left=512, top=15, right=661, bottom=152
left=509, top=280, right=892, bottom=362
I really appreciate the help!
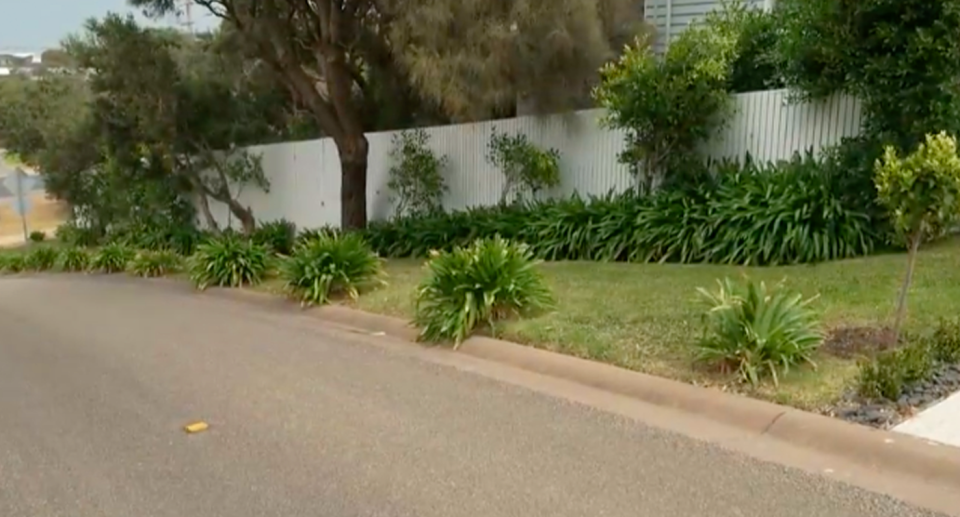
left=189, top=236, right=270, bottom=290
left=363, top=152, right=883, bottom=266
left=281, top=233, right=384, bottom=306
left=777, top=0, right=960, bottom=152
left=296, top=225, right=341, bottom=247
left=89, top=243, right=135, bottom=273
left=594, top=4, right=739, bottom=192
left=0, top=253, right=25, bottom=274
left=166, top=226, right=203, bottom=256
left=130, top=224, right=203, bottom=255
left=28, top=230, right=46, bottom=243
left=696, top=277, right=824, bottom=386
left=57, top=246, right=91, bottom=272
left=930, top=318, right=960, bottom=365
left=128, top=250, right=182, bottom=278
left=723, top=4, right=784, bottom=93
left=634, top=152, right=882, bottom=265
left=362, top=203, right=532, bottom=259
left=414, top=237, right=554, bottom=346
left=856, top=340, right=935, bottom=401
left=875, top=132, right=960, bottom=339
left=251, top=219, right=297, bottom=256
left=55, top=221, right=101, bottom=247
left=486, top=128, right=561, bottom=204
left=387, top=128, right=448, bottom=218
left=23, top=246, right=59, bottom=271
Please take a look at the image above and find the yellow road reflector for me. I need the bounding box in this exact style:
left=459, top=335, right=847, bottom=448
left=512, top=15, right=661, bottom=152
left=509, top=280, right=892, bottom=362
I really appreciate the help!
left=183, top=421, right=209, bottom=434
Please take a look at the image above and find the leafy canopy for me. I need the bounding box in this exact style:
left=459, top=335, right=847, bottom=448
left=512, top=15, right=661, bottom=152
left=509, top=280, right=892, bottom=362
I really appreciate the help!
left=593, top=3, right=742, bottom=191
left=874, top=132, right=960, bottom=244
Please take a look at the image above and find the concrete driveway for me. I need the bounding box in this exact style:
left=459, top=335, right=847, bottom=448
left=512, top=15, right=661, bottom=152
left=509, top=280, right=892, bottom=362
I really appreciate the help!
left=0, top=275, right=954, bottom=517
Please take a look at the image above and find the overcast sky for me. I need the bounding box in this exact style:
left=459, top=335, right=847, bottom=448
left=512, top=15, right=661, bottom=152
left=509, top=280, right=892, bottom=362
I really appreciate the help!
left=0, top=0, right=218, bottom=51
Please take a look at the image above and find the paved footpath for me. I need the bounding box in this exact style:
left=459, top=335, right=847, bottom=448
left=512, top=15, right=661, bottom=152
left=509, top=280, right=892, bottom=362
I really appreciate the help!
left=896, top=392, right=960, bottom=447
left=0, top=275, right=957, bottom=517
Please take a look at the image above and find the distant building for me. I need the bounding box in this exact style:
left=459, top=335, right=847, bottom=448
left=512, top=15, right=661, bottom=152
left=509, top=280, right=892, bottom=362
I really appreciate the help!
left=0, top=50, right=56, bottom=78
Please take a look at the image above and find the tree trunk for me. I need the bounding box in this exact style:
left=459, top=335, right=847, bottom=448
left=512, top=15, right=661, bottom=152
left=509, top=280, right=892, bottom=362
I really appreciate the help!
left=893, top=233, right=923, bottom=343
left=224, top=198, right=256, bottom=235
left=336, top=132, right=369, bottom=230
left=195, top=190, right=220, bottom=233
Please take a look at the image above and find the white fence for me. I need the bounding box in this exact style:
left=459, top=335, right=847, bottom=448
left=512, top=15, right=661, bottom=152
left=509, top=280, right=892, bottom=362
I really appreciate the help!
left=207, top=88, right=863, bottom=229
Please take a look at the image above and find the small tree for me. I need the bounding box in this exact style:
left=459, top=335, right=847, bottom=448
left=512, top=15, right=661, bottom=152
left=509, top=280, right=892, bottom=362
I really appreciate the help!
left=485, top=128, right=561, bottom=205
left=593, top=5, right=741, bottom=193
left=387, top=129, right=448, bottom=218
left=874, top=131, right=960, bottom=340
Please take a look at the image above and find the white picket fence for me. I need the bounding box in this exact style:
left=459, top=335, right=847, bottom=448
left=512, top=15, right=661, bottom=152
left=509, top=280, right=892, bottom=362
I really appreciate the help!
left=206, top=88, right=863, bottom=229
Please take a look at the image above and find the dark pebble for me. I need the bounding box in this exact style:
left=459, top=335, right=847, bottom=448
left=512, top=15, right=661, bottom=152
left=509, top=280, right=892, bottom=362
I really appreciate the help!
left=831, top=362, right=960, bottom=428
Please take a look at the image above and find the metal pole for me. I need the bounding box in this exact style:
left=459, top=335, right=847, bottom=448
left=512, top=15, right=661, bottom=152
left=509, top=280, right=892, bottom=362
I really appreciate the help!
left=14, top=169, right=27, bottom=242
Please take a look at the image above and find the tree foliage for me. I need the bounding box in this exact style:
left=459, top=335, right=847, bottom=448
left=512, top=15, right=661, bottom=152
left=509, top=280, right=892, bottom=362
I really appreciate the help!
left=0, top=15, right=305, bottom=236
left=874, top=132, right=960, bottom=339
left=776, top=0, right=960, bottom=153
left=129, top=0, right=649, bottom=229
left=593, top=5, right=741, bottom=191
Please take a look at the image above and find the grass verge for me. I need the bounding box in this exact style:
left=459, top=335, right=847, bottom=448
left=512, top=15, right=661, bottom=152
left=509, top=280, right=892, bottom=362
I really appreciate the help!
left=345, top=238, right=960, bottom=411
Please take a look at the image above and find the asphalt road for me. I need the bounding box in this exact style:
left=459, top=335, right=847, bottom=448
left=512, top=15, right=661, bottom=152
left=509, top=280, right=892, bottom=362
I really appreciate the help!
left=0, top=275, right=954, bottom=517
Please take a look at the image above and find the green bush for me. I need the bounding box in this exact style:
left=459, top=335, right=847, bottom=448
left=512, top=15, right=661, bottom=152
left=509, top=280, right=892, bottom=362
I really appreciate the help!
left=90, top=243, right=135, bottom=273
left=128, top=250, right=182, bottom=278
left=594, top=3, right=740, bottom=192
left=387, top=128, right=448, bottom=217
left=0, top=253, right=25, bottom=274
left=137, top=225, right=203, bottom=255
left=930, top=318, right=960, bottom=365
left=856, top=340, right=934, bottom=401
left=189, top=235, right=270, bottom=290
left=28, top=230, right=46, bottom=243
left=251, top=219, right=297, bottom=256
left=55, top=221, right=101, bottom=247
left=634, top=152, right=882, bottom=265
left=363, top=151, right=883, bottom=266
left=57, top=246, right=91, bottom=272
left=414, top=237, right=555, bottom=346
left=696, top=277, right=824, bottom=386
left=296, top=225, right=341, bottom=247
left=724, top=4, right=784, bottom=93
left=486, top=128, right=561, bottom=204
left=281, top=232, right=384, bottom=306
left=23, top=246, right=59, bottom=271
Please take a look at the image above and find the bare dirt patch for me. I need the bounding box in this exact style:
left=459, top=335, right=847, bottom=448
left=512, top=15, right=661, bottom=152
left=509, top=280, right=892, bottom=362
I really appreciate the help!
left=822, top=326, right=897, bottom=359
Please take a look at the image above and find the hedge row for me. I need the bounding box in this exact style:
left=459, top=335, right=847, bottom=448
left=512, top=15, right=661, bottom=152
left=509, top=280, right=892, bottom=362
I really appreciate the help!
left=363, top=154, right=887, bottom=266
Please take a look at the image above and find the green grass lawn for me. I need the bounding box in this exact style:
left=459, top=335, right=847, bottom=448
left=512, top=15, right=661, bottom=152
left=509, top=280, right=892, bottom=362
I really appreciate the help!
left=347, top=237, right=960, bottom=411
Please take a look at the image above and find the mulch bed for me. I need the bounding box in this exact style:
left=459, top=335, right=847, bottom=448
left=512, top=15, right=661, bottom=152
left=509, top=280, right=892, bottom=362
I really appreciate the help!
left=822, top=325, right=960, bottom=428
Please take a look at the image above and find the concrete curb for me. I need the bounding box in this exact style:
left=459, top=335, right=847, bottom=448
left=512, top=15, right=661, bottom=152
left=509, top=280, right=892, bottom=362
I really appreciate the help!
left=190, top=285, right=960, bottom=486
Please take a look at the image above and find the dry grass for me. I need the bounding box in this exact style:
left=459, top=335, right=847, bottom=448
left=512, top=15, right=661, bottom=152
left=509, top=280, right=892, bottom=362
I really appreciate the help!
left=352, top=237, right=960, bottom=410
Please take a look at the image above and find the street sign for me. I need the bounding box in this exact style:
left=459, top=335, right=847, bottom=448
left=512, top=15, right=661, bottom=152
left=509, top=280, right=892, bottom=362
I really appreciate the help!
left=1, top=167, right=33, bottom=239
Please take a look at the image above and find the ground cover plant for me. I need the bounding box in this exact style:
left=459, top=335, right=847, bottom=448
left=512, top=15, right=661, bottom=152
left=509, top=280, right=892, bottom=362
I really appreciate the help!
left=414, top=237, right=555, bottom=346
left=0, top=251, right=26, bottom=274
left=23, top=246, right=60, bottom=271
left=189, top=235, right=271, bottom=290
left=57, top=246, right=91, bottom=272
left=280, top=232, right=384, bottom=306
left=89, top=243, right=136, bottom=274
left=128, top=249, right=183, bottom=278
left=362, top=151, right=886, bottom=266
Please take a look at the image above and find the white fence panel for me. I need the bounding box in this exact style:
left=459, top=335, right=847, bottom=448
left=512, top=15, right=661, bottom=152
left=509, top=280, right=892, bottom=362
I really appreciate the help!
left=206, top=89, right=863, bottom=230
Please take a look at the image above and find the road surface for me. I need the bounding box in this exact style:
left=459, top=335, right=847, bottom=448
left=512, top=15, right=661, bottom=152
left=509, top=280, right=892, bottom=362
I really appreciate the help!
left=0, top=275, right=954, bottom=517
